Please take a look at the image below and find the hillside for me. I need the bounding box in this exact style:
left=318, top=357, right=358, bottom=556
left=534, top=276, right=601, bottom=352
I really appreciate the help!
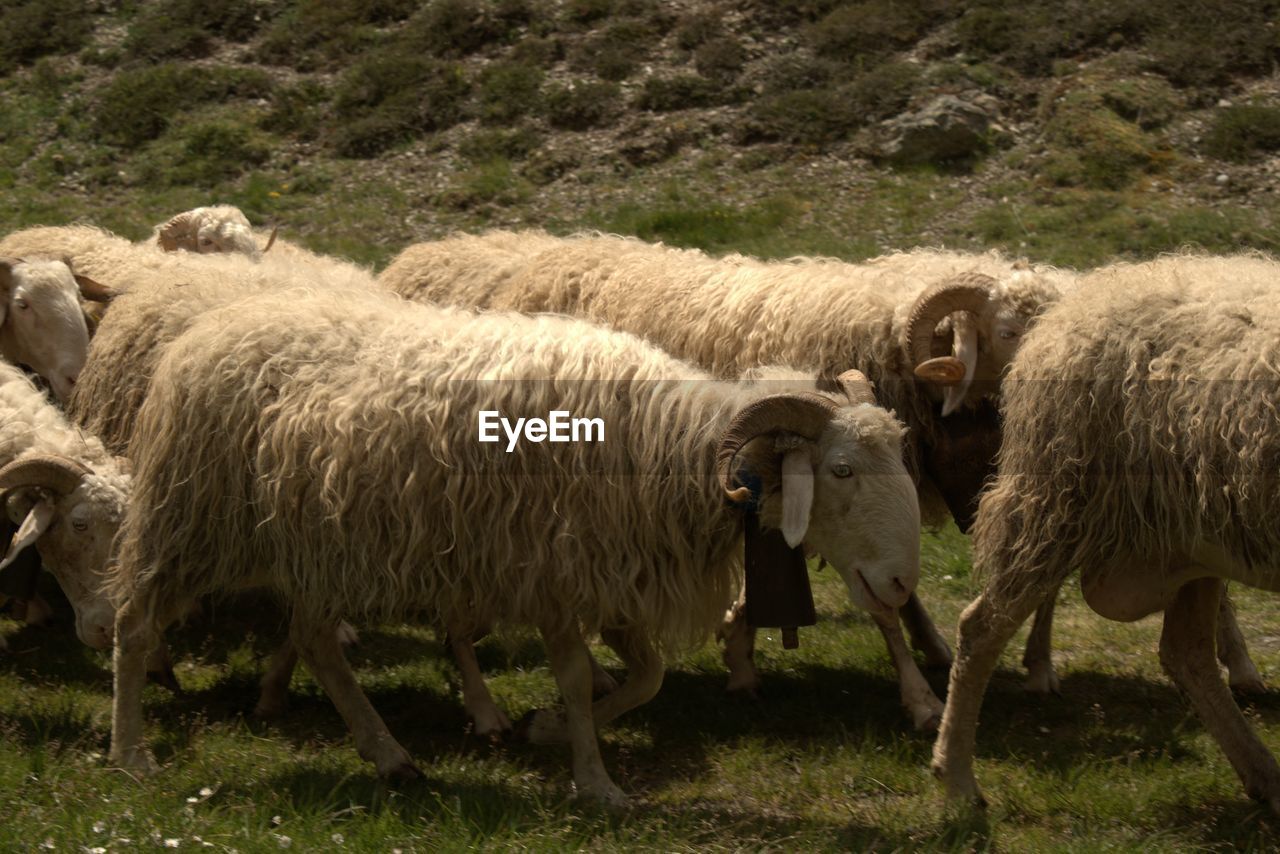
left=3, top=0, right=1280, bottom=268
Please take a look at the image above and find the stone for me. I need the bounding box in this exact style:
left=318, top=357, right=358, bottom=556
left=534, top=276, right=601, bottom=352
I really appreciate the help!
left=877, top=95, right=991, bottom=164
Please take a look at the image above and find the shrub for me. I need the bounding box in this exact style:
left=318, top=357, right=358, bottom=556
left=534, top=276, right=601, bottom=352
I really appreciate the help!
left=93, top=65, right=274, bottom=147
left=742, top=89, right=861, bottom=145
left=1042, top=94, right=1156, bottom=189
left=458, top=126, right=543, bottom=162
left=562, top=0, right=615, bottom=28
left=808, top=0, right=943, bottom=62
left=569, top=19, right=653, bottom=80
left=510, top=36, right=562, bottom=66
left=694, top=36, right=746, bottom=83
left=0, top=0, right=96, bottom=75
left=1204, top=105, right=1280, bottom=161
left=261, top=82, right=331, bottom=140
left=124, top=0, right=262, bottom=62
left=330, top=54, right=471, bottom=157
left=634, top=75, right=722, bottom=112
left=440, top=158, right=533, bottom=209
left=403, top=0, right=529, bottom=57
left=479, top=62, right=544, bottom=124
left=144, top=119, right=271, bottom=187
left=256, top=0, right=418, bottom=70
left=674, top=11, right=722, bottom=50
left=758, top=55, right=843, bottom=94
left=542, top=80, right=622, bottom=130
left=845, top=61, right=921, bottom=121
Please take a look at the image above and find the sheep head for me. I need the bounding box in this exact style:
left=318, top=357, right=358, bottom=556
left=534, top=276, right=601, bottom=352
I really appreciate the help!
left=719, top=370, right=920, bottom=618
left=155, top=205, right=261, bottom=259
left=0, top=454, right=129, bottom=650
left=901, top=273, right=1029, bottom=417
left=0, top=258, right=95, bottom=402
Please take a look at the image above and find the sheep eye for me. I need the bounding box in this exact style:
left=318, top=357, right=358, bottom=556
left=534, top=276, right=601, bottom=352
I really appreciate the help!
left=14, top=297, right=28, bottom=310
left=831, top=463, right=853, bottom=478
left=71, top=519, right=88, bottom=532
left=998, top=329, right=1019, bottom=340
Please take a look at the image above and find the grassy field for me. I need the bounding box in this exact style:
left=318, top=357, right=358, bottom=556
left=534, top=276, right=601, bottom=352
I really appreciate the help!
left=4, top=524, right=1280, bottom=851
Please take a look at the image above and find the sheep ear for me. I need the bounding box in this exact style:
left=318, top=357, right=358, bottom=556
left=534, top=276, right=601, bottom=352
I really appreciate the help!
left=942, top=318, right=979, bottom=417
left=74, top=274, right=116, bottom=303
left=780, top=448, right=814, bottom=548
left=0, top=498, right=55, bottom=571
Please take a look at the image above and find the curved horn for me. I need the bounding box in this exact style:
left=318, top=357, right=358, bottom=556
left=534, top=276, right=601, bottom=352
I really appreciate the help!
left=905, top=272, right=996, bottom=370
left=717, top=393, right=839, bottom=502
left=262, top=225, right=279, bottom=254
left=156, top=212, right=196, bottom=252
left=0, top=257, right=17, bottom=292
left=835, top=369, right=876, bottom=406
left=0, top=454, right=91, bottom=498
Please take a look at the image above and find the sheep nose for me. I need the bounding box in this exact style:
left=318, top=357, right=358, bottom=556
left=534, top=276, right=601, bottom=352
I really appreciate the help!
left=892, top=577, right=909, bottom=596
left=65, top=375, right=77, bottom=388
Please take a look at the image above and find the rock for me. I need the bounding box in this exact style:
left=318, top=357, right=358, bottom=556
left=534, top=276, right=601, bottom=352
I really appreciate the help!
left=876, top=96, right=991, bottom=165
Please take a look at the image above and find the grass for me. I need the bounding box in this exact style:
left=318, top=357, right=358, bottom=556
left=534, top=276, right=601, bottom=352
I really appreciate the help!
left=6, top=528, right=1280, bottom=850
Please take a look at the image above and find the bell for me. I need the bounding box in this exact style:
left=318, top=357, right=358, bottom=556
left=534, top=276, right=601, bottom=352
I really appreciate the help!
left=742, top=512, right=816, bottom=649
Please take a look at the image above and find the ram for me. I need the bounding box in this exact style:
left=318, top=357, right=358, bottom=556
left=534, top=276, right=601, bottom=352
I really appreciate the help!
left=932, top=253, right=1280, bottom=813
left=0, top=360, right=128, bottom=651
left=107, top=286, right=921, bottom=805
left=377, top=231, right=1073, bottom=725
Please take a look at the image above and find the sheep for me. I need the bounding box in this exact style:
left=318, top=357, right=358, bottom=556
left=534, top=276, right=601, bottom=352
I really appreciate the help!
left=0, top=360, right=128, bottom=650
left=931, top=253, right=1280, bottom=812
left=106, top=285, right=922, bottom=804
left=376, top=231, right=1072, bottom=724
left=0, top=257, right=111, bottom=402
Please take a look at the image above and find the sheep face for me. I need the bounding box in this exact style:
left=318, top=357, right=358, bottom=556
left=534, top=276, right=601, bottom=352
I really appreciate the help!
left=1, top=468, right=127, bottom=650
left=748, top=405, right=920, bottom=617
left=0, top=260, right=91, bottom=402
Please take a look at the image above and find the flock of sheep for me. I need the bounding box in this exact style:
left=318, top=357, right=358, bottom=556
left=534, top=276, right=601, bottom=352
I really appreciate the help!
left=1, top=203, right=1278, bottom=812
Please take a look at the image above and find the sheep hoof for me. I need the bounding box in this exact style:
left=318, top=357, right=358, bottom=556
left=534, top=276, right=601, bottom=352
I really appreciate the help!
left=1230, top=676, right=1268, bottom=697
left=379, top=758, right=423, bottom=784
left=112, top=747, right=160, bottom=777
left=574, top=781, right=630, bottom=810
left=724, top=672, right=761, bottom=698
left=1022, top=664, right=1061, bottom=695
left=514, top=708, right=568, bottom=744
left=592, top=669, right=619, bottom=697
left=335, top=622, right=360, bottom=648
left=470, top=706, right=513, bottom=739
left=146, top=664, right=182, bottom=694
left=252, top=696, right=289, bottom=720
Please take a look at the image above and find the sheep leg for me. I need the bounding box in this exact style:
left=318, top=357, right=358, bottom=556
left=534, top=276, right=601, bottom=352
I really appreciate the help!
left=447, top=632, right=512, bottom=737
left=932, top=582, right=1050, bottom=806
left=1022, top=588, right=1061, bottom=694
left=719, top=592, right=760, bottom=696
left=1160, top=577, right=1280, bottom=812
left=254, top=640, right=299, bottom=719
left=525, top=626, right=664, bottom=742
left=289, top=614, right=420, bottom=782
left=538, top=622, right=628, bottom=807
left=872, top=609, right=944, bottom=730
left=109, top=599, right=162, bottom=775
left=1217, top=587, right=1266, bottom=695
left=900, top=592, right=953, bottom=669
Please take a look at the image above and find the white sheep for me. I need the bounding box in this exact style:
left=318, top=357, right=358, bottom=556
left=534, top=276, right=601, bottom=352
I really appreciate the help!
left=0, top=360, right=128, bottom=649
left=0, top=257, right=111, bottom=402
left=932, top=253, right=1280, bottom=813
left=376, top=231, right=1073, bottom=725
left=107, top=285, right=921, bottom=805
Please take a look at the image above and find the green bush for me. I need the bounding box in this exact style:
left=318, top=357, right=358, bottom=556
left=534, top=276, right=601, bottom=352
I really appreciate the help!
left=479, top=63, right=544, bottom=124
left=742, top=89, right=861, bottom=145
left=542, top=80, right=622, bottom=130
left=256, top=0, right=418, bottom=70
left=694, top=36, right=746, bottom=83
left=0, top=0, right=96, bottom=75
left=562, top=0, right=615, bottom=27
left=634, top=75, right=723, bottom=112
left=402, top=0, right=529, bottom=57
left=330, top=54, right=471, bottom=157
left=758, top=55, right=843, bottom=94
left=510, top=36, right=562, bottom=66
left=1204, top=105, right=1280, bottom=161
left=845, top=61, right=921, bottom=121
left=569, top=20, right=654, bottom=80
left=143, top=119, right=271, bottom=187
left=261, top=82, right=331, bottom=140
left=440, top=158, right=533, bottom=209
left=93, top=64, right=274, bottom=147
left=674, top=11, right=722, bottom=50
left=808, top=0, right=944, bottom=62
left=458, top=126, right=543, bottom=162
left=124, top=0, right=262, bottom=62
left=1042, top=94, right=1156, bottom=189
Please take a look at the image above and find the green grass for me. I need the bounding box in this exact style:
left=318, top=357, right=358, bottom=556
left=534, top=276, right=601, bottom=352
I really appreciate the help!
left=6, top=530, right=1280, bottom=850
